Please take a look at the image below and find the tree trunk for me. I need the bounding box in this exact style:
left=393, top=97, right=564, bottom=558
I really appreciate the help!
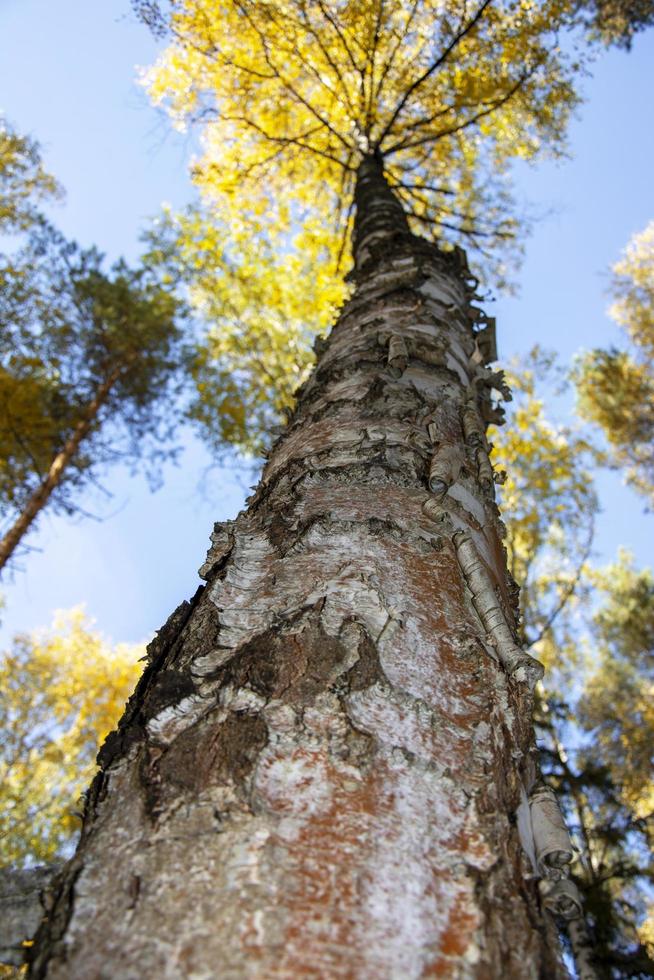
left=567, top=916, right=600, bottom=980
left=30, top=155, right=566, bottom=979
left=0, top=370, right=120, bottom=574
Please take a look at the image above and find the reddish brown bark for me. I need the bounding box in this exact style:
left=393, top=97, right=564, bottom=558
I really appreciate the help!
left=30, top=156, right=566, bottom=978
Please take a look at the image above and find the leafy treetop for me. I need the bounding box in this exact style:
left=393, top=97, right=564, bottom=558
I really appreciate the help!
left=492, top=348, right=598, bottom=678
left=492, top=353, right=653, bottom=974
left=0, top=118, right=196, bottom=571
left=555, top=553, right=654, bottom=977
left=580, top=553, right=654, bottom=821
left=140, top=0, right=586, bottom=286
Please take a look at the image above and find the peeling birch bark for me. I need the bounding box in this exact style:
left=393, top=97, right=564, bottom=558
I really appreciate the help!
left=453, top=531, right=544, bottom=689
left=475, top=446, right=495, bottom=495
left=415, top=336, right=447, bottom=368
left=428, top=444, right=464, bottom=496
left=529, top=784, right=575, bottom=874
left=30, top=154, right=568, bottom=980
left=480, top=367, right=512, bottom=403
left=462, top=398, right=486, bottom=448
left=198, top=520, right=236, bottom=580
left=516, top=774, right=595, bottom=980
left=480, top=400, right=506, bottom=425
left=386, top=333, right=409, bottom=375
left=538, top=877, right=583, bottom=919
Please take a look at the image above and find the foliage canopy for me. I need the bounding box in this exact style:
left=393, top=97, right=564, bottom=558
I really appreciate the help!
left=143, top=205, right=342, bottom=452
left=141, top=0, right=587, bottom=286
left=493, top=350, right=598, bottom=670
left=0, top=118, right=61, bottom=233
left=0, top=608, right=142, bottom=865
left=575, top=220, right=654, bottom=507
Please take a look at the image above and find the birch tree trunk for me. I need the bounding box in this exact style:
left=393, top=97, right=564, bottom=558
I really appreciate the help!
left=30, top=155, right=565, bottom=979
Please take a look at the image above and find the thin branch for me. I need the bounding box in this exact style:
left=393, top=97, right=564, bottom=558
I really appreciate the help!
left=170, top=25, right=277, bottom=81
left=391, top=90, right=505, bottom=138
left=315, top=0, right=365, bottom=76
left=235, top=1, right=355, bottom=155
left=372, top=0, right=421, bottom=110
left=335, top=170, right=356, bottom=271
left=408, top=209, right=514, bottom=240
left=364, top=0, right=385, bottom=140
left=261, top=4, right=356, bottom=117
left=525, top=516, right=595, bottom=649
left=218, top=113, right=351, bottom=170
left=294, top=4, right=360, bottom=119
left=314, top=0, right=368, bottom=124
left=376, top=0, right=494, bottom=149
left=385, top=70, right=531, bottom=156
left=238, top=141, right=290, bottom=180
left=399, top=180, right=456, bottom=196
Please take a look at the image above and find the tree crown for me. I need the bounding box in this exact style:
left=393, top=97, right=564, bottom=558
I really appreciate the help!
left=141, top=0, right=585, bottom=284
left=0, top=117, right=61, bottom=233
left=0, top=221, right=189, bottom=525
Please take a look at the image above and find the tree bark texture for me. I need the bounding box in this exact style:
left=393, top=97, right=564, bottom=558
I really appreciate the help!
left=0, top=866, right=59, bottom=967
left=30, top=157, right=565, bottom=979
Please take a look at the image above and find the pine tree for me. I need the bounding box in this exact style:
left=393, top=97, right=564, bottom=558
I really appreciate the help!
left=0, top=223, right=188, bottom=574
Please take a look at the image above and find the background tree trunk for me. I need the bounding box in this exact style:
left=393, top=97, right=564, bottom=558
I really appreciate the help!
left=30, top=156, right=563, bottom=979
left=0, top=368, right=120, bottom=574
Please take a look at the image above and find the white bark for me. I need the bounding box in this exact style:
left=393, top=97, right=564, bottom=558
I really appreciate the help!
left=0, top=866, right=59, bottom=967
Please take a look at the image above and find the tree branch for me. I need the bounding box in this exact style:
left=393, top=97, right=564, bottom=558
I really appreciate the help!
left=236, top=1, right=355, bottom=156
left=375, top=0, right=494, bottom=149
left=525, top=516, right=595, bottom=649
left=384, top=70, right=532, bottom=156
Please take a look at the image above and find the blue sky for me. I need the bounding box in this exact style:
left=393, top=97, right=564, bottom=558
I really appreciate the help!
left=0, top=0, right=652, bottom=648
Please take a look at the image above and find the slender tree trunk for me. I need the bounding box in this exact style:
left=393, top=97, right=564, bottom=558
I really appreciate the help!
left=567, top=917, right=600, bottom=980
left=30, top=156, right=566, bottom=978
left=541, top=729, right=601, bottom=978
left=0, top=370, right=119, bottom=573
